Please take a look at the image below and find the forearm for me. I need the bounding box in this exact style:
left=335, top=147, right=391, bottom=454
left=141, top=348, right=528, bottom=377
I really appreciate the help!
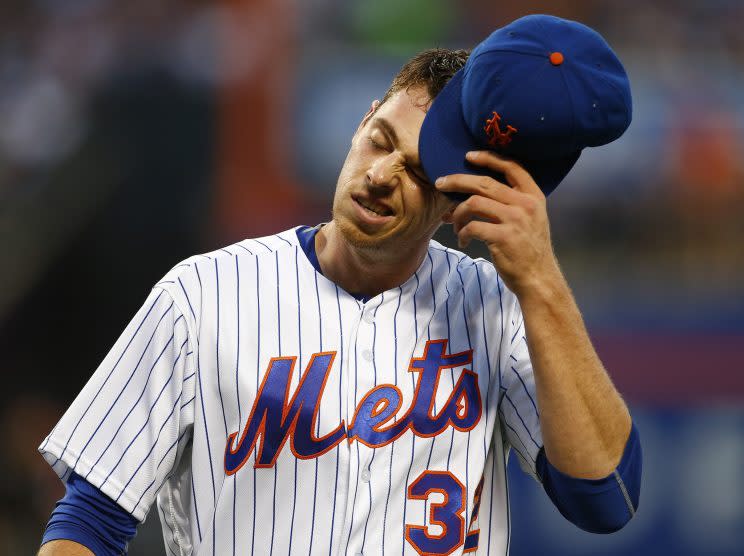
left=38, top=540, right=94, bottom=556
left=517, top=266, right=632, bottom=479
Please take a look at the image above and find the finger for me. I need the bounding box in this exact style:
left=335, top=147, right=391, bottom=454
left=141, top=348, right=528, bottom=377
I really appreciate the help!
left=435, top=173, right=521, bottom=204
left=456, top=219, right=504, bottom=249
left=450, top=195, right=510, bottom=235
left=465, top=151, right=544, bottom=197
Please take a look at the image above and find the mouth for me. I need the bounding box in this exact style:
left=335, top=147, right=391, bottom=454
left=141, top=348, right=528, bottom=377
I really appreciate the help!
left=352, top=195, right=394, bottom=218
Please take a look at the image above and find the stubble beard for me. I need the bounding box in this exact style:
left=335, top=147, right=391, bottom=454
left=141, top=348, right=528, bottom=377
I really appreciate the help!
left=331, top=205, right=391, bottom=252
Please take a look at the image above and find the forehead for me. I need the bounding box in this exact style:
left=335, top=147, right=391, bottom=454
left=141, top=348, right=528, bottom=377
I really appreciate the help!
left=371, top=87, right=431, bottom=146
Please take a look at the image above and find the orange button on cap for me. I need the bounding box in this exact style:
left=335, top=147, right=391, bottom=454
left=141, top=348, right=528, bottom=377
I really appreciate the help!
left=549, top=52, right=564, bottom=66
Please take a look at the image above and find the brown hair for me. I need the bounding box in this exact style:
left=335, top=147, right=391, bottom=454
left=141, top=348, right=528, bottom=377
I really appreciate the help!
left=381, top=48, right=470, bottom=106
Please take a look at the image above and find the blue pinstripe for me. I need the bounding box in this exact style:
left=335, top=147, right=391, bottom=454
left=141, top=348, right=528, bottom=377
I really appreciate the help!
left=475, top=264, right=494, bottom=460
left=157, top=428, right=190, bottom=471
left=194, top=263, right=217, bottom=556
left=251, top=255, right=261, bottom=556
left=97, top=337, right=188, bottom=487
left=179, top=276, right=197, bottom=321
left=214, top=259, right=230, bottom=556
left=288, top=248, right=302, bottom=556
left=253, top=238, right=272, bottom=252
left=488, top=276, right=508, bottom=555
left=308, top=268, right=323, bottom=553
left=83, top=330, right=184, bottom=481
left=344, top=310, right=363, bottom=555
left=503, top=393, right=541, bottom=449
left=269, top=250, right=281, bottom=556
left=425, top=252, right=437, bottom=472
left=401, top=271, right=420, bottom=554
left=329, top=285, right=344, bottom=556
left=510, top=321, right=523, bottom=344
left=455, top=261, right=473, bottom=529
left=382, top=287, right=402, bottom=554
left=233, top=255, right=242, bottom=556
left=192, top=470, right=203, bottom=542
left=444, top=252, right=456, bottom=472
left=235, top=256, right=243, bottom=425
left=39, top=423, right=57, bottom=453
left=471, top=262, right=495, bottom=553
left=510, top=365, right=539, bottom=416
left=498, top=406, right=535, bottom=465
left=214, top=260, right=229, bottom=438
left=126, top=391, right=183, bottom=511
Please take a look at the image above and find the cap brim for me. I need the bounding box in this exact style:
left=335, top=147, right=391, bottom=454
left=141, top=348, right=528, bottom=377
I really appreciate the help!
left=419, top=70, right=473, bottom=202
left=419, top=69, right=581, bottom=198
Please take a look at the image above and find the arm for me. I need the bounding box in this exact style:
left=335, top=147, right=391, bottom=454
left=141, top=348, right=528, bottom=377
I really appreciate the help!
left=37, top=286, right=195, bottom=550
left=437, top=150, right=631, bottom=478
left=38, top=471, right=138, bottom=556
left=38, top=541, right=94, bottom=556
left=514, top=264, right=630, bottom=477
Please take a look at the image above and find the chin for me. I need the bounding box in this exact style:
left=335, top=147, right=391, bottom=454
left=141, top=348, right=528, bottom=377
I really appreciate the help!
left=335, top=215, right=394, bottom=251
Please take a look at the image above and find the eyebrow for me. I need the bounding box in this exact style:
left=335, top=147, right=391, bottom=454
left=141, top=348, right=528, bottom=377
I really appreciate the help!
left=375, top=117, right=430, bottom=183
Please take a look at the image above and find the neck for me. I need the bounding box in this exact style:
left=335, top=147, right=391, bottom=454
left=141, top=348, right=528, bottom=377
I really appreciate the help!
left=316, top=222, right=430, bottom=298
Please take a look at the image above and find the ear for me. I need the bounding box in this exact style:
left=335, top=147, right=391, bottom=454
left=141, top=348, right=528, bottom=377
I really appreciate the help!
left=441, top=204, right=456, bottom=224
left=357, top=100, right=380, bottom=133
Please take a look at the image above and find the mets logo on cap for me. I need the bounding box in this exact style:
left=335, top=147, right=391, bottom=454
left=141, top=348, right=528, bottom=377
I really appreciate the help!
left=419, top=14, right=632, bottom=196
left=484, top=112, right=518, bottom=147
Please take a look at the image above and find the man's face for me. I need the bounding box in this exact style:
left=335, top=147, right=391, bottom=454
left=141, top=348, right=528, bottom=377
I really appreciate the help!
left=331, top=86, right=454, bottom=252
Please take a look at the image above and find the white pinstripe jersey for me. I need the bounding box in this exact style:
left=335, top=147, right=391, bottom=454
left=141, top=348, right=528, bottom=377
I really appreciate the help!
left=40, top=226, right=543, bottom=556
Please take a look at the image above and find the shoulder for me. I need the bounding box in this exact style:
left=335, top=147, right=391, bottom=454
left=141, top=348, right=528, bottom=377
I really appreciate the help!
left=427, top=239, right=519, bottom=311
left=157, top=228, right=300, bottom=283
left=151, top=227, right=302, bottom=312
left=427, top=239, right=500, bottom=288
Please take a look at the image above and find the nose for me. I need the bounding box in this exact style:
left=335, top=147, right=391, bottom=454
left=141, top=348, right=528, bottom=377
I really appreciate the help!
left=366, top=152, right=402, bottom=190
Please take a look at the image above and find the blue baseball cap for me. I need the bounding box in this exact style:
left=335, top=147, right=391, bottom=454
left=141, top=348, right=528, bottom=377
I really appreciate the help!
left=419, top=14, right=632, bottom=198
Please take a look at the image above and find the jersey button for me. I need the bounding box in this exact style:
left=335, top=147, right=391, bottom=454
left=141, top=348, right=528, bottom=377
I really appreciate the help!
left=361, top=469, right=371, bottom=482
left=363, top=312, right=375, bottom=324
left=362, top=349, right=373, bottom=362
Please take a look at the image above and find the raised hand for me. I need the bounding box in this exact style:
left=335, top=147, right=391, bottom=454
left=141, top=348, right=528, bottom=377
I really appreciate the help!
left=436, top=150, right=561, bottom=297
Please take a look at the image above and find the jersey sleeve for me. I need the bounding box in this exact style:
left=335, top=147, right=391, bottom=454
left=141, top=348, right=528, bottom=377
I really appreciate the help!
left=38, top=286, right=196, bottom=522
left=496, top=282, right=544, bottom=480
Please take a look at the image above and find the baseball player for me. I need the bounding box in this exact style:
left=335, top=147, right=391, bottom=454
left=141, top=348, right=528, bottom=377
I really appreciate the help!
left=38, top=15, right=641, bottom=556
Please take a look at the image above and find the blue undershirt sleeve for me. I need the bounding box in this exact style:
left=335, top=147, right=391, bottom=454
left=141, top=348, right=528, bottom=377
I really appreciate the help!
left=41, top=471, right=139, bottom=555
left=536, top=422, right=642, bottom=533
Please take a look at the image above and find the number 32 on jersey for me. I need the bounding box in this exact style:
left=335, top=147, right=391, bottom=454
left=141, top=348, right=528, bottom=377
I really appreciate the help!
left=405, top=470, right=482, bottom=555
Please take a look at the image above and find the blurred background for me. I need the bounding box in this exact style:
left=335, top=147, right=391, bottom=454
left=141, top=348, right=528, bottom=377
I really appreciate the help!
left=0, top=0, right=742, bottom=554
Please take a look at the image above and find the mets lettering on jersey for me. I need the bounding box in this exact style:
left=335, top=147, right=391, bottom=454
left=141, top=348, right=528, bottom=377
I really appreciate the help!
left=39, top=227, right=543, bottom=556
left=224, top=340, right=481, bottom=473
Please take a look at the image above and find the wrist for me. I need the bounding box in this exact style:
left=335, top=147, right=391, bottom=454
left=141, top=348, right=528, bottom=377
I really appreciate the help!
left=510, top=261, right=569, bottom=308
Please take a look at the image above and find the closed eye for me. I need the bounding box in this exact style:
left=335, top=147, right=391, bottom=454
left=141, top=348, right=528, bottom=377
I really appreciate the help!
left=368, top=127, right=393, bottom=152
left=368, top=126, right=429, bottom=185
left=368, top=136, right=387, bottom=151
